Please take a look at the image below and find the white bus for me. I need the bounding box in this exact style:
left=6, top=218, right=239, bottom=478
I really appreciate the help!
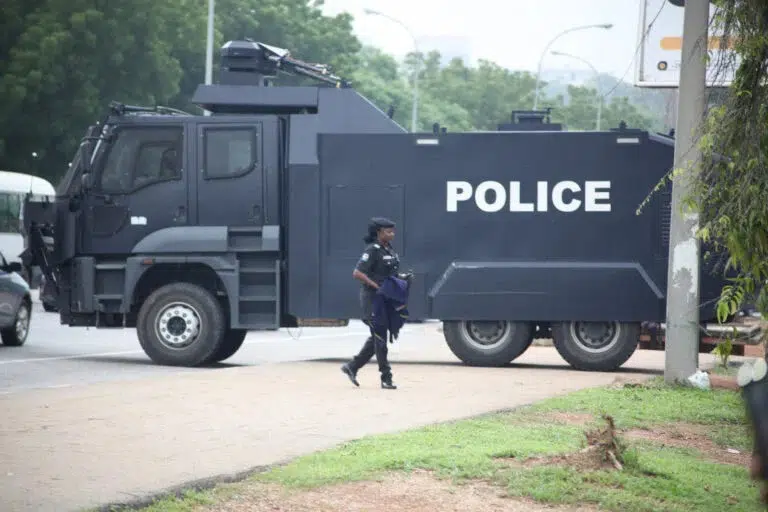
left=0, top=170, right=56, bottom=284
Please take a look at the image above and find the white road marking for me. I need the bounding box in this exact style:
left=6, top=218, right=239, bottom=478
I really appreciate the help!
left=0, top=350, right=142, bottom=365
left=0, top=329, right=399, bottom=366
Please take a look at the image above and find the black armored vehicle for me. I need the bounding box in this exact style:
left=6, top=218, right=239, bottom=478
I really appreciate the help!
left=23, top=40, right=730, bottom=370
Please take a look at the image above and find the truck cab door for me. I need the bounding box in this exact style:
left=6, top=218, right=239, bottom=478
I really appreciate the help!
left=82, top=124, right=188, bottom=255
left=194, top=118, right=277, bottom=226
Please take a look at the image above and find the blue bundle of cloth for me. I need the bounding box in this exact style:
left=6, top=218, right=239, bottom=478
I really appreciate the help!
left=370, top=275, right=411, bottom=344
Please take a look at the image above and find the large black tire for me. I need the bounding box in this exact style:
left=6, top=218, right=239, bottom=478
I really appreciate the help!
left=551, top=320, right=640, bottom=371
left=1, top=300, right=31, bottom=347
left=136, top=282, right=226, bottom=367
left=443, top=320, right=535, bottom=367
left=205, top=328, right=247, bottom=364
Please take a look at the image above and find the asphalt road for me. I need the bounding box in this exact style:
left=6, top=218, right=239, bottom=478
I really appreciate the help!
left=0, top=292, right=433, bottom=395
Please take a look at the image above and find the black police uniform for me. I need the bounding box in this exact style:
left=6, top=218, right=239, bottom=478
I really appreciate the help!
left=341, top=226, right=400, bottom=389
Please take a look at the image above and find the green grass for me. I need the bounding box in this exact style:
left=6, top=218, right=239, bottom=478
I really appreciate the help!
left=258, top=418, right=584, bottom=488
left=102, top=489, right=218, bottom=512
left=134, top=378, right=763, bottom=512
left=502, top=447, right=757, bottom=512
left=523, top=377, right=748, bottom=429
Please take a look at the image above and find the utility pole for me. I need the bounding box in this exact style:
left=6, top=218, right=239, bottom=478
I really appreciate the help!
left=665, top=0, right=709, bottom=384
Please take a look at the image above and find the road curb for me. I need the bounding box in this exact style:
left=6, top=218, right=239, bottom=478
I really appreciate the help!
left=92, top=462, right=281, bottom=511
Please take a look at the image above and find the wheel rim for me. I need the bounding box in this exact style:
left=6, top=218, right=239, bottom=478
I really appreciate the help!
left=154, top=302, right=202, bottom=350
left=15, top=305, right=29, bottom=340
left=460, top=321, right=511, bottom=350
left=568, top=321, right=621, bottom=354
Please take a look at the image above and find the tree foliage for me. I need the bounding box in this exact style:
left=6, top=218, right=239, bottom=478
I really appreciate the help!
left=0, top=1, right=658, bottom=183
left=683, top=0, right=768, bottom=321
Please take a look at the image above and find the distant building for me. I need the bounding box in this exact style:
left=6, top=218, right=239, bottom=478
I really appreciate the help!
left=418, top=35, right=473, bottom=66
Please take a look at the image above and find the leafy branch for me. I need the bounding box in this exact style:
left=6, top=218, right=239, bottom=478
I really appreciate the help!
left=641, top=0, right=768, bottom=322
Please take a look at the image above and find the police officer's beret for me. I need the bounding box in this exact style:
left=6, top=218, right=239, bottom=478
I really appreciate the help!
left=370, top=217, right=395, bottom=228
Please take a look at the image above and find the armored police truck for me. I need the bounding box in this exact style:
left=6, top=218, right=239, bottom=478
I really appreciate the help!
left=22, top=39, right=733, bottom=371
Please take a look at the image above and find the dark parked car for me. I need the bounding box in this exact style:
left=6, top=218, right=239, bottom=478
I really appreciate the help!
left=0, top=251, right=32, bottom=346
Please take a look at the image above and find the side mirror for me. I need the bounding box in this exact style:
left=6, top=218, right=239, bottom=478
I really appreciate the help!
left=6, top=262, right=22, bottom=274
left=81, top=172, right=94, bottom=191
left=79, top=141, right=92, bottom=174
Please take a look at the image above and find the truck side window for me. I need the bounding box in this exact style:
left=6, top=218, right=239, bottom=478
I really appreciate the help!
left=99, top=126, right=183, bottom=193
left=203, top=127, right=258, bottom=179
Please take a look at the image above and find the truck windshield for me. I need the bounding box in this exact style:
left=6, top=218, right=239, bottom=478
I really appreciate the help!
left=55, top=123, right=108, bottom=196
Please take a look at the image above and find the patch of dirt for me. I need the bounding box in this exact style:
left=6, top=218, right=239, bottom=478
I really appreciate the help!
left=203, top=470, right=593, bottom=512
left=512, top=450, right=617, bottom=472
left=623, top=423, right=751, bottom=467
left=497, top=420, right=751, bottom=472
left=497, top=415, right=625, bottom=473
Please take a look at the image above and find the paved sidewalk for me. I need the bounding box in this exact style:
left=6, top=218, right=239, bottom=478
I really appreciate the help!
left=0, top=341, right=682, bottom=512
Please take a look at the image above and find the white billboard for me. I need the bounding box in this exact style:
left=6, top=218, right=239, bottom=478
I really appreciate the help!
left=635, top=0, right=738, bottom=88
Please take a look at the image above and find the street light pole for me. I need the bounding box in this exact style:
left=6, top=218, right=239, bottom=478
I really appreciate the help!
left=551, top=50, right=603, bottom=130
left=204, top=0, right=215, bottom=116
left=532, top=23, right=613, bottom=110
left=363, top=8, right=419, bottom=132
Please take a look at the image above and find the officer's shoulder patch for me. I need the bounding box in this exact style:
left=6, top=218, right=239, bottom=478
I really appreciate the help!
left=360, top=252, right=370, bottom=262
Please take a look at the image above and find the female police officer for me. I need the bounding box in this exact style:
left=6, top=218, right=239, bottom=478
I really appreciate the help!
left=341, top=217, right=399, bottom=390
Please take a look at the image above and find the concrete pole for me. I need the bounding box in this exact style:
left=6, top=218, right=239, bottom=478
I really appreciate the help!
left=204, top=0, right=215, bottom=116
left=664, top=0, right=709, bottom=384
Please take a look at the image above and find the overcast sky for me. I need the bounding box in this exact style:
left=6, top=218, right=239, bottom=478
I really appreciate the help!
left=321, top=0, right=650, bottom=80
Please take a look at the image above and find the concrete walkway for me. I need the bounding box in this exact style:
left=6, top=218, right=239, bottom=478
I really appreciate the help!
left=0, top=339, right=681, bottom=512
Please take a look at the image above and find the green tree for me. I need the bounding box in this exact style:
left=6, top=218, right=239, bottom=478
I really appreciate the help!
left=602, top=96, right=658, bottom=131
left=0, top=0, right=191, bottom=181
left=548, top=85, right=656, bottom=132
left=416, top=56, right=540, bottom=131
left=347, top=46, right=415, bottom=129
left=172, top=0, right=362, bottom=108
left=555, top=85, right=602, bottom=130
left=680, top=0, right=768, bottom=321
left=0, top=0, right=363, bottom=182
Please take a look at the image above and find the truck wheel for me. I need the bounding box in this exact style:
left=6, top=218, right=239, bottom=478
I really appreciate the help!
left=443, top=320, right=534, bottom=367
left=1, top=301, right=31, bottom=347
left=205, top=329, right=247, bottom=364
left=551, top=321, right=640, bottom=371
left=136, top=282, right=226, bottom=367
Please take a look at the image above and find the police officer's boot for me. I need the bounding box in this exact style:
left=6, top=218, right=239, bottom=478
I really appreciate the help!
left=381, top=376, right=397, bottom=390
left=341, top=363, right=359, bottom=387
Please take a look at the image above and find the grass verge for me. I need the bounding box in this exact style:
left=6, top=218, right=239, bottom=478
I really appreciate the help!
left=125, top=377, right=761, bottom=512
